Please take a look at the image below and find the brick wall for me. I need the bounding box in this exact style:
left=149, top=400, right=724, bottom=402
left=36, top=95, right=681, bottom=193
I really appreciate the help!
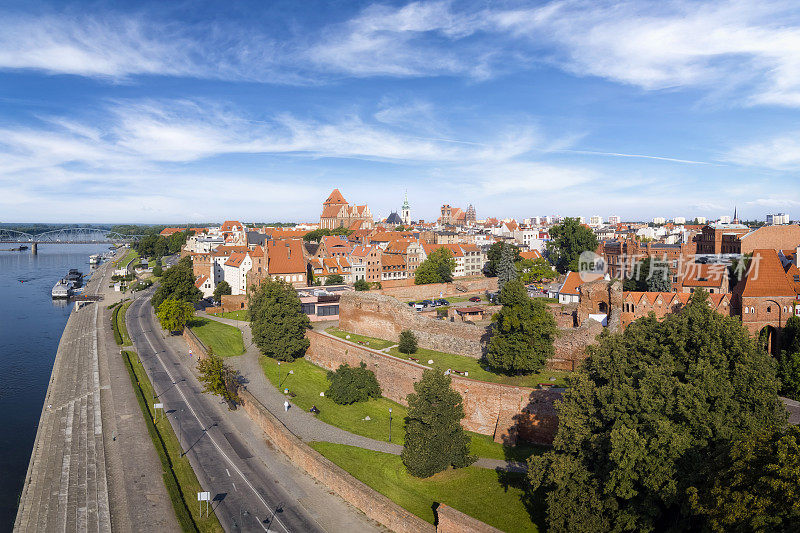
left=306, top=330, right=559, bottom=444
left=220, top=294, right=248, bottom=312
left=436, top=504, right=503, bottom=533
left=238, top=388, right=435, bottom=533
left=182, top=327, right=210, bottom=361
left=378, top=276, right=498, bottom=300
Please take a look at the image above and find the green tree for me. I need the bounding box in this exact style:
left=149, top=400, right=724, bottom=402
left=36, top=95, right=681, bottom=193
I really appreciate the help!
left=414, top=247, right=456, bottom=285
left=777, top=350, right=800, bottom=400
left=528, top=289, right=786, bottom=532
left=326, top=362, right=381, bottom=405
left=546, top=218, right=599, bottom=273
left=303, top=227, right=353, bottom=242
left=622, top=257, right=670, bottom=292
left=486, top=242, right=520, bottom=276
left=486, top=279, right=556, bottom=374
left=156, top=298, right=195, bottom=332
left=401, top=368, right=475, bottom=478
left=782, top=315, right=800, bottom=354
left=517, top=257, right=557, bottom=284
left=496, top=242, right=519, bottom=291
left=213, top=280, right=232, bottom=302
left=197, top=351, right=238, bottom=406
left=248, top=278, right=311, bottom=361
left=687, top=425, right=800, bottom=532
left=398, top=330, right=418, bottom=354
left=151, top=256, right=202, bottom=309
left=354, top=278, right=370, bottom=291
left=167, top=229, right=192, bottom=254
left=152, top=263, right=163, bottom=277
left=325, top=274, right=344, bottom=285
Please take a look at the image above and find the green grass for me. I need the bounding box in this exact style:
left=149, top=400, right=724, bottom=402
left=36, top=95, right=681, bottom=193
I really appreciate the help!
left=388, top=345, right=571, bottom=388
left=117, top=248, right=139, bottom=268
left=122, top=350, right=223, bottom=533
left=309, top=442, right=542, bottom=532
left=259, top=356, right=537, bottom=460
left=209, top=310, right=250, bottom=321
left=325, top=327, right=396, bottom=350
left=188, top=318, right=244, bottom=357
left=117, top=301, right=133, bottom=345
left=443, top=294, right=488, bottom=303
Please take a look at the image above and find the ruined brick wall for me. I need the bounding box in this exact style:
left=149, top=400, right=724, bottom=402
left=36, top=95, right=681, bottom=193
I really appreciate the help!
left=548, top=302, right=576, bottom=328
left=378, top=276, right=498, bottom=300
left=306, top=330, right=559, bottom=444
left=436, top=504, right=502, bottom=533
left=549, top=320, right=604, bottom=371
left=339, top=292, right=488, bottom=358
left=577, top=279, right=623, bottom=331
left=220, top=294, right=248, bottom=312
left=238, top=388, right=435, bottom=533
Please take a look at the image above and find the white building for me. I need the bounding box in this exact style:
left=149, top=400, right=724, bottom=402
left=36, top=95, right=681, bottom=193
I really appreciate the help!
left=652, top=217, right=666, bottom=224
left=589, top=215, right=603, bottom=227
left=673, top=216, right=686, bottom=224
left=401, top=193, right=411, bottom=225
left=608, top=215, right=621, bottom=226
left=767, top=213, right=789, bottom=225
left=719, top=215, right=731, bottom=224
left=221, top=251, right=253, bottom=295
left=696, top=217, right=707, bottom=224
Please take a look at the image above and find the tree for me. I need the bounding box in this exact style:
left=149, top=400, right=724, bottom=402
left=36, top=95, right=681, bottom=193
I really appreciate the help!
left=687, top=425, right=800, bottom=532
left=213, top=280, right=232, bottom=302
left=156, top=298, right=195, bottom=332
left=151, top=256, right=202, bottom=309
left=167, top=229, right=193, bottom=254
left=197, top=351, right=238, bottom=406
left=303, top=227, right=353, bottom=242
left=546, top=218, right=599, bottom=273
left=354, top=278, right=370, bottom=291
left=414, top=247, right=456, bottom=285
left=622, top=257, right=670, bottom=292
left=517, top=257, right=557, bottom=284
left=401, top=368, right=475, bottom=477
left=485, top=279, right=556, bottom=374
left=152, top=263, right=163, bottom=277
left=496, top=242, right=518, bottom=291
left=528, top=289, right=786, bottom=532
left=248, top=278, right=311, bottom=361
left=326, top=362, right=381, bottom=405
left=782, top=315, right=800, bottom=354
left=398, top=330, right=418, bottom=354
left=486, top=242, right=521, bottom=277
left=325, top=274, right=344, bottom=285
left=777, top=350, right=800, bottom=400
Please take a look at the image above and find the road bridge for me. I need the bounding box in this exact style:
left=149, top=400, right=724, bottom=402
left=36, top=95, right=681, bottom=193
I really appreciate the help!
left=0, top=228, right=142, bottom=244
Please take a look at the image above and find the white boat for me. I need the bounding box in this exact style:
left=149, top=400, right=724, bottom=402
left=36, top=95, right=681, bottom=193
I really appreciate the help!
left=52, top=279, right=72, bottom=298
left=89, top=254, right=101, bottom=265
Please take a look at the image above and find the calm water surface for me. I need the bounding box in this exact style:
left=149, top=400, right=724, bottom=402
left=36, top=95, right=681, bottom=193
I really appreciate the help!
left=0, top=244, right=109, bottom=531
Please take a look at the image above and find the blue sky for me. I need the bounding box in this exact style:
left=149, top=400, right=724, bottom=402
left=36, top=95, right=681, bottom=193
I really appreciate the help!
left=1, top=0, right=799, bottom=223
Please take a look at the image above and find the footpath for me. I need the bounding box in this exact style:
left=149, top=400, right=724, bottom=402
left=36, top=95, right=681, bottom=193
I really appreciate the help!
left=199, top=312, right=527, bottom=472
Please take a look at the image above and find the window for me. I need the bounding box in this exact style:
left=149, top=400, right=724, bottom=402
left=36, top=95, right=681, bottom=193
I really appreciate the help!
left=767, top=306, right=771, bottom=313
left=744, top=307, right=748, bottom=314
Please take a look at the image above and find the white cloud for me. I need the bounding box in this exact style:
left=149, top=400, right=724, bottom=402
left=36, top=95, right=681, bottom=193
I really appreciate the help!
left=726, top=132, right=800, bottom=168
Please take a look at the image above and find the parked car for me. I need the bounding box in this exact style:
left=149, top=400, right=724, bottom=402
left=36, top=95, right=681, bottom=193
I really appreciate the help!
left=421, top=299, right=434, bottom=307
left=414, top=303, right=425, bottom=310
left=469, top=296, right=482, bottom=302
left=408, top=301, right=416, bottom=307
left=436, top=299, right=450, bottom=306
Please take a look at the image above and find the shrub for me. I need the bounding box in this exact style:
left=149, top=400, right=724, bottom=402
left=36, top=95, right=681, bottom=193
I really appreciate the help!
left=326, top=362, right=382, bottom=405
left=325, top=274, right=344, bottom=285
left=354, top=279, right=370, bottom=291
left=398, top=330, right=418, bottom=354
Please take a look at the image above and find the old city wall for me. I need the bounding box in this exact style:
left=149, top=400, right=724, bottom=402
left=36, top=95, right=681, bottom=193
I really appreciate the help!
left=182, top=327, right=211, bottom=361
left=306, top=330, right=559, bottom=444
left=378, top=276, right=498, bottom=300
left=339, top=292, right=488, bottom=358
left=436, top=504, right=502, bottom=533
left=549, top=320, right=604, bottom=371
left=220, top=294, right=248, bottom=312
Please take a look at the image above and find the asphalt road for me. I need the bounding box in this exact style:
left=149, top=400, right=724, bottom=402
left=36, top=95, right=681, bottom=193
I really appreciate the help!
left=126, top=290, right=325, bottom=533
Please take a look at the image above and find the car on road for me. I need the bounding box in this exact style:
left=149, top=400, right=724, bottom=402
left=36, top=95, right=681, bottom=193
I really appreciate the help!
left=408, top=301, right=416, bottom=307
left=421, top=299, right=434, bottom=307
left=435, top=298, right=449, bottom=306
left=469, top=296, right=482, bottom=302
left=414, top=303, right=425, bottom=310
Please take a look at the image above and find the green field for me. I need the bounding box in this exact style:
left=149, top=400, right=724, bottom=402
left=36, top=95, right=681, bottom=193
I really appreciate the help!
left=122, top=350, right=223, bottom=532
left=188, top=318, right=244, bottom=357
left=325, top=327, right=396, bottom=350
left=117, top=248, right=139, bottom=268
left=117, top=301, right=133, bottom=345
left=309, top=442, right=542, bottom=532
left=210, top=310, right=250, bottom=321
left=259, top=356, right=540, bottom=460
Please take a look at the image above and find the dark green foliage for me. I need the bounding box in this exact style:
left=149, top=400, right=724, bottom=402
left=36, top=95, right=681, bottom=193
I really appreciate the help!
left=326, top=362, right=382, bottom=405
left=136, top=232, right=169, bottom=258
left=248, top=278, right=310, bottom=361
left=777, top=350, right=800, bottom=400
left=303, top=227, right=353, bottom=242
left=528, top=289, right=786, bottom=532
left=398, top=330, right=418, bottom=354
left=354, top=278, right=370, bottom=291
left=401, top=369, right=475, bottom=478
left=486, top=242, right=521, bottom=276
left=197, top=351, right=238, bottom=406
left=486, top=280, right=556, bottom=374
left=687, top=425, right=800, bottom=532
left=213, top=280, right=231, bottom=302
left=414, top=247, right=456, bottom=285
left=152, top=263, right=163, bottom=277
left=325, top=274, right=344, bottom=285
left=496, top=242, right=519, bottom=291
left=517, top=257, right=557, bottom=284
left=783, top=315, right=800, bottom=354
left=167, top=229, right=193, bottom=254
left=545, top=218, right=599, bottom=274
left=623, top=257, right=671, bottom=292
left=151, top=256, right=202, bottom=309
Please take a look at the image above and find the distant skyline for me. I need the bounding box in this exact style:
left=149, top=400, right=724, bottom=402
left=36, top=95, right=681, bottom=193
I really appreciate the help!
left=1, top=0, right=799, bottom=223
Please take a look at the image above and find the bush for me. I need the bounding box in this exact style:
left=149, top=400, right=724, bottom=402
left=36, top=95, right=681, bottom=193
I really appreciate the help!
left=398, top=330, right=418, bottom=354
left=326, top=362, right=382, bottom=405
left=354, top=279, right=370, bottom=291
left=325, top=274, right=344, bottom=285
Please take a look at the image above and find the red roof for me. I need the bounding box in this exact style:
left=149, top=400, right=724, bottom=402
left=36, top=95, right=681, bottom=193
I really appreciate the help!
left=225, top=251, right=246, bottom=267
left=737, top=249, right=798, bottom=298
left=324, top=189, right=347, bottom=205
left=267, top=239, right=306, bottom=275
left=559, top=271, right=603, bottom=295
left=220, top=220, right=243, bottom=232
left=520, top=250, right=542, bottom=260
left=160, top=227, right=184, bottom=237
left=194, top=275, right=208, bottom=288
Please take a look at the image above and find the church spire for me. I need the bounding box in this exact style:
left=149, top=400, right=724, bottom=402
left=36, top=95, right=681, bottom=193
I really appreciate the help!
left=733, top=206, right=739, bottom=224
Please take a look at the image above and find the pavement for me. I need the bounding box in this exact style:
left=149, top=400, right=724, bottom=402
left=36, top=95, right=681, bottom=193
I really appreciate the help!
left=128, top=290, right=385, bottom=533
left=200, top=312, right=527, bottom=472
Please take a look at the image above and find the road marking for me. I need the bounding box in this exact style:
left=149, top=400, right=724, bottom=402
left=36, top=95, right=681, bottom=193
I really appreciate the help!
left=131, top=295, right=290, bottom=533
left=226, top=469, right=230, bottom=476
left=232, top=482, right=237, bottom=492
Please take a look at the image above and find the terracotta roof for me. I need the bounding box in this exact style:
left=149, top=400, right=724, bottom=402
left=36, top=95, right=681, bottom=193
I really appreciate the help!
left=559, top=271, right=603, bottom=295
left=321, top=205, right=345, bottom=218
left=267, top=239, right=307, bottom=275
left=381, top=254, right=406, bottom=267
left=220, top=220, right=243, bottom=232
left=195, top=275, right=208, bottom=288
left=520, top=250, right=542, bottom=260
left=160, top=227, right=184, bottom=237
left=225, top=251, right=247, bottom=267
left=263, top=228, right=309, bottom=238
left=681, top=263, right=727, bottom=287
left=737, top=249, right=798, bottom=298
left=422, top=244, right=463, bottom=257
left=212, top=245, right=249, bottom=257
left=324, top=189, right=347, bottom=205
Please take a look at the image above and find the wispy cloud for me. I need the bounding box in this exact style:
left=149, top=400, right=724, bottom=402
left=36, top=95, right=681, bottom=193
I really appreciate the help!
left=725, top=132, right=800, bottom=169
left=557, top=149, right=717, bottom=165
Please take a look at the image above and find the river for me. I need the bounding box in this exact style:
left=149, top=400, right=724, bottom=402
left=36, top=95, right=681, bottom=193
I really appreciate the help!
left=0, top=243, right=110, bottom=531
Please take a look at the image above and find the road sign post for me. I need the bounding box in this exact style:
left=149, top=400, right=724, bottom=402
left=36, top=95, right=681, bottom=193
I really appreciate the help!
left=198, top=491, right=211, bottom=517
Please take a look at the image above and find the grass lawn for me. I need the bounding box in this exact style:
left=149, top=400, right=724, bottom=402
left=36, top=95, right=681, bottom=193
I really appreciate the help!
left=445, top=294, right=488, bottom=303
left=309, top=442, right=543, bottom=532
left=387, top=345, right=572, bottom=388
left=325, top=327, right=396, bottom=350
left=259, top=356, right=540, bottom=460
left=123, top=350, right=223, bottom=532
left=210, top=310, right=250, bottom=321
left=188, top=318, right=244, bottom=357
left=117, top=248, right=139, bottom=268
left=117, top=300, right=133, bottom=346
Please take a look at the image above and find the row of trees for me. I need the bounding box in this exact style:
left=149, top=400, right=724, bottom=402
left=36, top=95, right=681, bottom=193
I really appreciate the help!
left=135, top=228, right=193, bottom=258
left=303, top=227, right=352, bottom=242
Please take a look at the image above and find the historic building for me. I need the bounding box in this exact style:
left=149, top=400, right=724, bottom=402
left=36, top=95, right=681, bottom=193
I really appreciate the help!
left=319, top=189, right=373, bottom=230
left=401, top=192, right=411, bottom=225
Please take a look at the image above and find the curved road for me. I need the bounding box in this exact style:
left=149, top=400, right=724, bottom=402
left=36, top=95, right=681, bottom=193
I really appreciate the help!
left=126, top=290, right=353, bottom=533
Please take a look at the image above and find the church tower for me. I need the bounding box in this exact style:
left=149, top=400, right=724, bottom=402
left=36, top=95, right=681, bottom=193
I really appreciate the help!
left=401, top=191, right=411, bottom=225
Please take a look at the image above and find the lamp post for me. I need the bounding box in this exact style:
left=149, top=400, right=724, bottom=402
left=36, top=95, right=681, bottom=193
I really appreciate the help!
left=388, top=408, right=392, bottom=443
left=179, top=408, right=185, bottom=456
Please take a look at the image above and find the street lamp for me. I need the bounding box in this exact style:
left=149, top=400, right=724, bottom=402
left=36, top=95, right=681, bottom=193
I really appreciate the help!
left=179, top=408, right=185, bottom=456
left=388, top=408, right=393, bottom=443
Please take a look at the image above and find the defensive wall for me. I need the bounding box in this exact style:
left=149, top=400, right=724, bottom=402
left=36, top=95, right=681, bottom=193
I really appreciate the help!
left=182, top=328, right=211, bottom=361
left=378, top=276, right=498, bottom=300
left=306, top=330, right=560, bottom=445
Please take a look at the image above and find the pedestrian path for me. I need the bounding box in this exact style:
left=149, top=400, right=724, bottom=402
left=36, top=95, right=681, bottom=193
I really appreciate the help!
left=198, top=311, right=527, bottom=472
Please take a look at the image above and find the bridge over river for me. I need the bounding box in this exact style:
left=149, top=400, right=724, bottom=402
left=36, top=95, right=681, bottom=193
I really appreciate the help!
left=0, top=228, right=142, bottom=244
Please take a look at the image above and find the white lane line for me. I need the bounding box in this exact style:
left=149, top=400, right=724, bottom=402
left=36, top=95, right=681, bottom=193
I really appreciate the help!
left=232, top=482, right=237, bottom=492
left=133, top=295, right=290, bottom=533
left=226, top=469, right=230, bottom=477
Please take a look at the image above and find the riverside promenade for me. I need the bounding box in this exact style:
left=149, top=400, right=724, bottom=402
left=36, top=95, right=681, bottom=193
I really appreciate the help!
left=15, top=254, right=178, bottom=533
